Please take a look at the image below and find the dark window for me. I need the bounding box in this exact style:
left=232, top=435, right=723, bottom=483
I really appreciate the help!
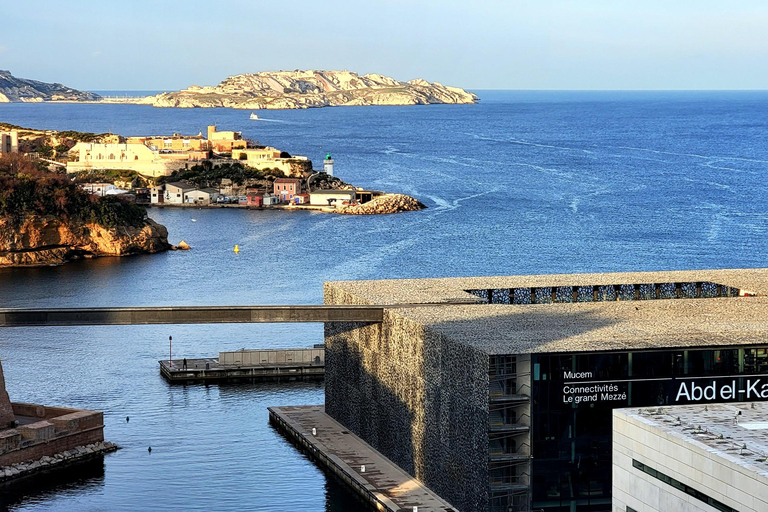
left=532, top=345, right=768, bottom=511
left=632, top=460, right=738, bottom=512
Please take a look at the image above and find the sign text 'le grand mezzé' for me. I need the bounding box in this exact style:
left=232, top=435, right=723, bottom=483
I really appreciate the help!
left=562, top=370, right=768, bottom=405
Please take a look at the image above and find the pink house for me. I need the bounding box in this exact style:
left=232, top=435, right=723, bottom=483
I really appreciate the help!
left=274, top=178, right=302, bottom=203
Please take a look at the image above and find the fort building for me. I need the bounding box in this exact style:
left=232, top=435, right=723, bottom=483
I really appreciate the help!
left=232, top=147, right=311, bottom=177
left=207, top=125, right=247, bottom=152
left=323, top=268, right=768, bottom=512
left=66, top=142, right=189, bottom=177
left=126, top=132, right=210, bottom=152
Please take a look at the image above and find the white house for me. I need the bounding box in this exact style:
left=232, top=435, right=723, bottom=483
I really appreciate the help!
left=184, top=188, right=220, bottom=205
left=150, top=182, right=197, bottom=204
left=309, top=189, right=356, bottom=207
left=79, top=183, right=117, bottom=197
left=262, top=194, right=280, bottom=206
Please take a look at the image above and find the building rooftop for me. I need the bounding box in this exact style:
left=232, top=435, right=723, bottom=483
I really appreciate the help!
left=325, top=268, right=768, bottom=354
left=616, top=403, right=768, bottom=479
left=165, top=182, right=197, bottom=191
left=312, top=189, right=355, bottom=195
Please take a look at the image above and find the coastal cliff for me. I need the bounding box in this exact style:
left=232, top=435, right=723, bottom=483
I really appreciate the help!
left=0, top=153, right=170, bottom=267
left=0, top=215, right=170, bottom=267
left=139, top=70, right=477, bottom=109
left=0, top=70, right=100, bottom=102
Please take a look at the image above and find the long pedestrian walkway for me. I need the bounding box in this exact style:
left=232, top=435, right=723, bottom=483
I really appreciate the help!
left=269, top=405, right=457, bottom=512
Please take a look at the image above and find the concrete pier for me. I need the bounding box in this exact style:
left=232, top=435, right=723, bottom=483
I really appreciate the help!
left=268, top=405, right=457, bottom=512
left=160, top=357, right=324, bottom=383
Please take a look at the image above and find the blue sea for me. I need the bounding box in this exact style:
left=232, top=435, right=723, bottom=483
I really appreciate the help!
left=0, top=91, right=767, bottom=510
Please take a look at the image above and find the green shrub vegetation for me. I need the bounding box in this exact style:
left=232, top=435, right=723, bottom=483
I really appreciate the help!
left=0, top=154, right=147, bottom=228
left=55, top=130, right=108, bottom=142
left=70, top=169, right=150, bottom=187
left=159, top=161, right=285, bottom=188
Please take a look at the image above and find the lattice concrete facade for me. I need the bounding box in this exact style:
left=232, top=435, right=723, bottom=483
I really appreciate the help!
left=324, top=269, right=768, bottom=512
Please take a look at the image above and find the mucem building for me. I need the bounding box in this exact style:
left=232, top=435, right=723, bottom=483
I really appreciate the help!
left=323, top=269, right=768, bottom=512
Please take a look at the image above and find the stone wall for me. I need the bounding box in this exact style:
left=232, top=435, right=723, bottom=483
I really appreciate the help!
left=0, top=403, right=104, bottom=467
left=324, top=284, right=491, bottom=512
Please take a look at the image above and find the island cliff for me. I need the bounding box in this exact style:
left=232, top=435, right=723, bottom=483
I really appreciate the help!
left=0, top=215, right=170, bottom=267
left=139, top=70, right=477, bottom=109
left=0, top=70, right=100, bottom=103
left=0, top=154, right=170, bottom=267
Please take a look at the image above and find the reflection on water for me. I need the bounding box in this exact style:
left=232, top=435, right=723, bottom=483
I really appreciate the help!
left=0, top=457, right=105, bottom=510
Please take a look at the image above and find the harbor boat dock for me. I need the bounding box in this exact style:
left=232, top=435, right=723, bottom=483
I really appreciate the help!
left=159, top=346, right=325, bottom=383
left=269, top=405, right=457, bottom=512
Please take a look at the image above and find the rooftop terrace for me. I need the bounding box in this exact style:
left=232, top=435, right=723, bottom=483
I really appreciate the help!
left=324, top=268, right=768, bottom=354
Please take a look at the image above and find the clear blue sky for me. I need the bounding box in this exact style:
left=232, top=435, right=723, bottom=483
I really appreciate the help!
left=2, top=0, right=767, bottom=91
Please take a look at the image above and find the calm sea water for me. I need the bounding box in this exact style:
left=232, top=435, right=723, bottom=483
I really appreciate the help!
left=1, top=91, right=767, bottom=510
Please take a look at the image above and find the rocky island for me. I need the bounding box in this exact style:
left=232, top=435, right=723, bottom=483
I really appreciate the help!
left=0, top=154, right=170, bottom=267
left=0, top=70, right=100, bottom=103
left=138, top=70, right=477, bottom=109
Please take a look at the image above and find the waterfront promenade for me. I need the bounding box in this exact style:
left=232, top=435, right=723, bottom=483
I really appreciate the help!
left=269, top=405, right=457, bottom=512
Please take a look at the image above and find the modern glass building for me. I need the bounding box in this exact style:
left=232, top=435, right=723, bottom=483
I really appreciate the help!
left=324, top=269, right=768, bottom=512
left=531, top=346, right=768, bottom=511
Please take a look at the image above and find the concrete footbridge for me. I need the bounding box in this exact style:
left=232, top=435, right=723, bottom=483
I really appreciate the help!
left=0, top=305, right=384, bottom=327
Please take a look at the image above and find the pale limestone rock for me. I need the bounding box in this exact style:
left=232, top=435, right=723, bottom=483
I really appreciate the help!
left=138, top=70, right=477, bottom=110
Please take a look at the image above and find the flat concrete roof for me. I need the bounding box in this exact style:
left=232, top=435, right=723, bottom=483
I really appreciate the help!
left=325, top=268, right=768, bottom=354
left=615, top=403, right=768, bottom=479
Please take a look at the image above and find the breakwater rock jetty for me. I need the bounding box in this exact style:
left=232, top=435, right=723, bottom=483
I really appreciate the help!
left=138, top=70, right=477, bottom=109
left=0, top=215, right=171, bottom=267
left=337, top=194, right=426, bottom=215
left=0, top=70, right=100, bottom=103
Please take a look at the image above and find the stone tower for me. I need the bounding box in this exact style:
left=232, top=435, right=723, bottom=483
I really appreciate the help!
left=0, top=359, right=15, bottom=427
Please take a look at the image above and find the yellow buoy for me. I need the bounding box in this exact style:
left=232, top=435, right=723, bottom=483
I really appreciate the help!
left=234, top=244, right=240, bottom=253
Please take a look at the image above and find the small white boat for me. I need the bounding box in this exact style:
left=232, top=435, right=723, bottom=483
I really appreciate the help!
left=249, top=112, right=259, bottom=120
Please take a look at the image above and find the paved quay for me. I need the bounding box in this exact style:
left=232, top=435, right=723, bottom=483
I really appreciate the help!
left=269, top=405, right=457, bottom=512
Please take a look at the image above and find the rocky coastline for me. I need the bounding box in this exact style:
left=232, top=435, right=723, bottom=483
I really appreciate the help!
left=336, top=194, right=426, bottom=215
left=0, top=441, right=119, bottom=482
left=0, top=215, right=171, bottom=267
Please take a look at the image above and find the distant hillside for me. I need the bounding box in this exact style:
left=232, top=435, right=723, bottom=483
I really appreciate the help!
left=0, top=70, right=100, bottom=103
left=139, top=70, right=478, bottom=109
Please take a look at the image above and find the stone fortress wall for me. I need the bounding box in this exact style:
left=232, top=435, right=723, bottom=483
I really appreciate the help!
left=0, top=403, right=104, bottom=467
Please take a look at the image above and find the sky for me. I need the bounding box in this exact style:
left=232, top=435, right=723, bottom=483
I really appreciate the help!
left=1, top=0, right=767, bottom=91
